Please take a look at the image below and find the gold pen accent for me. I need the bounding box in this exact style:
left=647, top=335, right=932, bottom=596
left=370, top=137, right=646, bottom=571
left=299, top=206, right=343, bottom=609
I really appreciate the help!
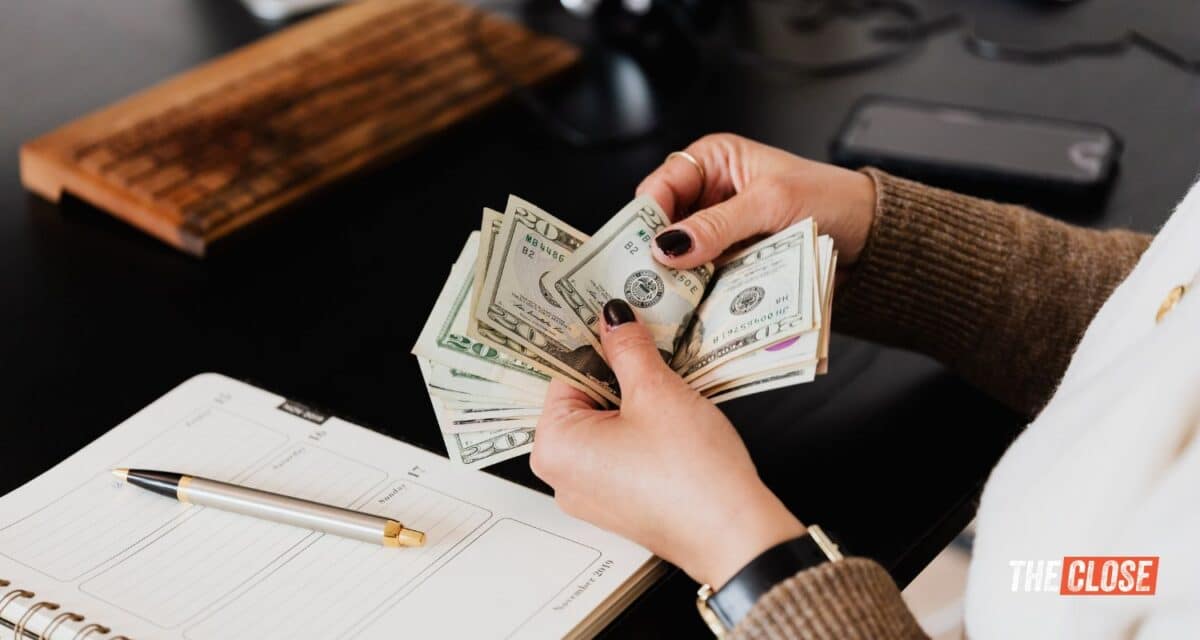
left=177, top=475, right=193, bottom=504
left=383, top=519, right=426, bottom=548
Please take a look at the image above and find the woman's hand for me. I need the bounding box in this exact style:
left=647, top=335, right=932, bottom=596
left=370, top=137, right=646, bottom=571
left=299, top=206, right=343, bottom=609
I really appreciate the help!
left=637, top=133, right=876, bottom=270
left=533, top=136, right=869, bottom=586
left=531, top=300, right=806, bottom=589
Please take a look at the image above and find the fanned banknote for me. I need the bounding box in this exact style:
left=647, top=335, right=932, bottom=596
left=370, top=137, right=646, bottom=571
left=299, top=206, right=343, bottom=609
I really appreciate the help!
left=474, top=196, right=622, bottom=404
left=468, top=206, right=605, bottom=405
left=671, top=219, right=817, bottom=382
left=412, top=233, right=552, bottom=396
left=545, top=196, right=713, bottom=365
left=413, top=195, right=836, bottom=469
left=414, top=356, right=535, bottom=469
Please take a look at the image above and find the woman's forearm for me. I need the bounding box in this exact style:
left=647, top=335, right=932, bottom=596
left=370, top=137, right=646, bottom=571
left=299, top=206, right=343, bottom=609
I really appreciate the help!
left=835, top=170, right=1151, bottom=416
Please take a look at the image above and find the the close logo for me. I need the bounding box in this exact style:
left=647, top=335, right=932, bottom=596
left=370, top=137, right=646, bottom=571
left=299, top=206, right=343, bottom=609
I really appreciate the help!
left=1008, top=557, right=1158, bottom=595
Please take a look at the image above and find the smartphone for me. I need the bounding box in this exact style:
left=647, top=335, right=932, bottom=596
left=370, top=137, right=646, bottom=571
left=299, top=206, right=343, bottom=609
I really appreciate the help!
left=831, top=96, right=1121, bottom=209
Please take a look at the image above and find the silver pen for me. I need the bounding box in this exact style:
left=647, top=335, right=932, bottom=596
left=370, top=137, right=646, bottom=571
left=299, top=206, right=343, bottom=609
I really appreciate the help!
left=113, top=468, right=425, bottom=547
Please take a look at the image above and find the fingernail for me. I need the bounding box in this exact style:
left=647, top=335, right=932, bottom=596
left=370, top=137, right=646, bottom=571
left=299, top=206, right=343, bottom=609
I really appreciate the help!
left=654, top=229, right=692, bottom=257
left=603, top=299, right=636, bottom=329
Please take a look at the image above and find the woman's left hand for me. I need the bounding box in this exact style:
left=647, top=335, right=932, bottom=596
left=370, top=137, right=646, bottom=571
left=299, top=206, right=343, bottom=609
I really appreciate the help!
left=531, top=299, right=806, bottom=588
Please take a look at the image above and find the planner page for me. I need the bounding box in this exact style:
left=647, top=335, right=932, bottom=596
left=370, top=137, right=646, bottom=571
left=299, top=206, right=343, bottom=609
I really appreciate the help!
left=0, top=373, right=658, bottom=640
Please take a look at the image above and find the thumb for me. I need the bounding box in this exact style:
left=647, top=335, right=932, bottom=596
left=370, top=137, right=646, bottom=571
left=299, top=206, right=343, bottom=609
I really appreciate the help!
left=599, top=299, right=677, bottom=400
left=651, top=189, right=779, bottom=270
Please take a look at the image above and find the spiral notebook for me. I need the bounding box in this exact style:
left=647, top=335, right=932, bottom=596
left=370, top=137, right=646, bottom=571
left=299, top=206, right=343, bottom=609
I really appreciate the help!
left=0, top=374, right=661, bottom=639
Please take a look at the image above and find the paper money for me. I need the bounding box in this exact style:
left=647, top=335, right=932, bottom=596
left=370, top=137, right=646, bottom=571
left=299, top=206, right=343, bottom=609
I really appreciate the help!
left=440, top=396, right=539, bottom=411
left=415, top=357, right=535, bottom=467
left=706, top=365, right=818, bottom=404
left=692, top=236, right=834, bottom=392
left=425, top=362, right=544, bottom=405
left=469, top=206, right=606, bottom=405
left=414, top=195, right=837, bottom=469
left=546, top=196, right=713, bottom=364
left=443, top=415, right=540, bottom=434
left=442, top=426, right=536, bottom=469
left=692, top=332, right=820, bottom=392
left=413, top=233, right=553, bottom=396
left=475, top=196, right=623, bottom=404
left=816, top=245, right=837, bottom=375
left=466, top=208, right=505, bottom=346
left=671, top=219, right=817, bottom=382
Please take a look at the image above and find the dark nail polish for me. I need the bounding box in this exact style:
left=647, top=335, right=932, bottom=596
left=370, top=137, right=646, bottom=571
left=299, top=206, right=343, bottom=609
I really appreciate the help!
left=655, top=229, right=693, bottom=257
left=603, top=299, right=636, bottom=328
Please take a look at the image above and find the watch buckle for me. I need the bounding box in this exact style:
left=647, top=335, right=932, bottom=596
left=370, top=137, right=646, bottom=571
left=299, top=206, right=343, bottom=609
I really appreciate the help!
left=808, top=524, right=844, bottom=562
left=696, top=584, right=727, bottom=638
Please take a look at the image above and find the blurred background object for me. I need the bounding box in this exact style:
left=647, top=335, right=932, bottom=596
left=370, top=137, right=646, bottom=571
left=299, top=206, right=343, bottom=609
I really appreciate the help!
left=242, top=0, right=343, bottom=20
left=830, top=95, right=1121, bottom=211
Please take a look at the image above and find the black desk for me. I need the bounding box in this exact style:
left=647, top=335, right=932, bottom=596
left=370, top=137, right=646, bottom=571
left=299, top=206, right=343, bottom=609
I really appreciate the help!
left=2, top=1, right=1197, bottom=637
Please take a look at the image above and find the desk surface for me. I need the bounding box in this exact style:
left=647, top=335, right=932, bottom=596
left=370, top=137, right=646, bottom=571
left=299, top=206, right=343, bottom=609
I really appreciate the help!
left=2, top=1, right=1198, bottom=636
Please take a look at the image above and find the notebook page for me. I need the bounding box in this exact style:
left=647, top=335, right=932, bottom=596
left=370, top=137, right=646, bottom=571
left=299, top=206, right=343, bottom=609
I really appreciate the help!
left=0, top=373, right=656, bottom=639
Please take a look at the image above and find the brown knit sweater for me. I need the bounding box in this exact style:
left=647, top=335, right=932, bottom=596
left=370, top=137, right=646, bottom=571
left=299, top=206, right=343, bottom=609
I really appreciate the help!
left=731, top=170, right=1151, bottom=639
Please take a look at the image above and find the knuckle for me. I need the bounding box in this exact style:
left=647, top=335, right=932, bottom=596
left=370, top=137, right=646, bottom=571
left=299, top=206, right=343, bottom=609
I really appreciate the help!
left=639, top=367, right=675, bottom=394
left=694, top=133, right=744, bottom=170
left=635, top=174, right=657, bottom=193
left=605, top=328, right=656, bottom=365
left=695, top=132, right=740, bottom=149
left=625, top=366, right=694, bottom=406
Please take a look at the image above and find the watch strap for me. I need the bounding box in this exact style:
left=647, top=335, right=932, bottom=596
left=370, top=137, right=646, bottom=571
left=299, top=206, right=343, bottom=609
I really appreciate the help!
left=700, top=524, right=843, bottom=634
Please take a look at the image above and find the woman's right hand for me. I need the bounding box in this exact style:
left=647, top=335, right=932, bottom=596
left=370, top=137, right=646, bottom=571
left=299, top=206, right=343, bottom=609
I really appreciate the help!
left=637, top=134, right=877, bottom=271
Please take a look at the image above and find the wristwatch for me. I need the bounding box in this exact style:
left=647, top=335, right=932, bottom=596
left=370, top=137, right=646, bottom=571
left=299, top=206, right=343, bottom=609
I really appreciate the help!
left=696, top=524, right=843, bottom=638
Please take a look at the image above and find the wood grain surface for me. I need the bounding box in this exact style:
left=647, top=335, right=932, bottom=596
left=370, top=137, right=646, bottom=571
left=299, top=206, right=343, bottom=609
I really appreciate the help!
left=20, top=0, right=578, bottom=256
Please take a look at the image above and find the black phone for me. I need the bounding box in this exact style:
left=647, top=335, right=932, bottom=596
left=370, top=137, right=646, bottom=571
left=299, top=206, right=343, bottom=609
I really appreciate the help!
left=831, top=96, right=1121, bottom=210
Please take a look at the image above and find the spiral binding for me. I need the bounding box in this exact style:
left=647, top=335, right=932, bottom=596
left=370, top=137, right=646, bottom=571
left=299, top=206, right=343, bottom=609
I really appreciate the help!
left=71, top=625, right=109, bottom=640
left=16, top=601, right=57, bottom=639
left=42, top=612, right=83, bottom=640
left=0, top=579, right=125, bottom=640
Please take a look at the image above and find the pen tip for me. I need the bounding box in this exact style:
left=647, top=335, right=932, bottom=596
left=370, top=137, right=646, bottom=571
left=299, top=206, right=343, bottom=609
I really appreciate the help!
left=112, top=468, right=129, bottom=482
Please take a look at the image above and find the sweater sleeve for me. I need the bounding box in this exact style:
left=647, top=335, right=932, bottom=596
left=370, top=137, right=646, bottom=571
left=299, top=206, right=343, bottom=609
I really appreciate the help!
left=731, top=558, right=928, bottom=640
left=728, top=174, right=1151, bottom=639
left=834, top=169, right=1151, bottom=416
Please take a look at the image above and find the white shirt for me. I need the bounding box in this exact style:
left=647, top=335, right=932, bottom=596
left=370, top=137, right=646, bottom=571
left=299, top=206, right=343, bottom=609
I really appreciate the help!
left=965, top=177, right=1200, bottom=639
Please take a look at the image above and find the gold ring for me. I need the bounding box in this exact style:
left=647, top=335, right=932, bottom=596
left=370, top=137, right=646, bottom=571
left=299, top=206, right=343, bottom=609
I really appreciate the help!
left=666, top=151, right=706, bottom=202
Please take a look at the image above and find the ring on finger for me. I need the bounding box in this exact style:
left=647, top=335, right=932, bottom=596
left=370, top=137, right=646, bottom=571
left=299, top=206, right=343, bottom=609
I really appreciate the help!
left=666, top=151, right=706, bottom=204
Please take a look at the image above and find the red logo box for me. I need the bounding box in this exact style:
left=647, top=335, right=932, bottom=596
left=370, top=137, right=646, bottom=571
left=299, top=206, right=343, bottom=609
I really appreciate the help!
left=1060, top=557, right=1158, bottom=595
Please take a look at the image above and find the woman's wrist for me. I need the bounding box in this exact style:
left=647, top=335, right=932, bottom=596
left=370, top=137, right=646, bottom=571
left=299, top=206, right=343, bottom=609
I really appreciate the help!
left=690, top=489, right=807, bottom=589
left=827, top=166, right=877, bottom=266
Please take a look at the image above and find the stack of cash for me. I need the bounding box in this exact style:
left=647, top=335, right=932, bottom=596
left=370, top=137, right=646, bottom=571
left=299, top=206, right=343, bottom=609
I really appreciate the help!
left=413, top=196, right=836, bottom=469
